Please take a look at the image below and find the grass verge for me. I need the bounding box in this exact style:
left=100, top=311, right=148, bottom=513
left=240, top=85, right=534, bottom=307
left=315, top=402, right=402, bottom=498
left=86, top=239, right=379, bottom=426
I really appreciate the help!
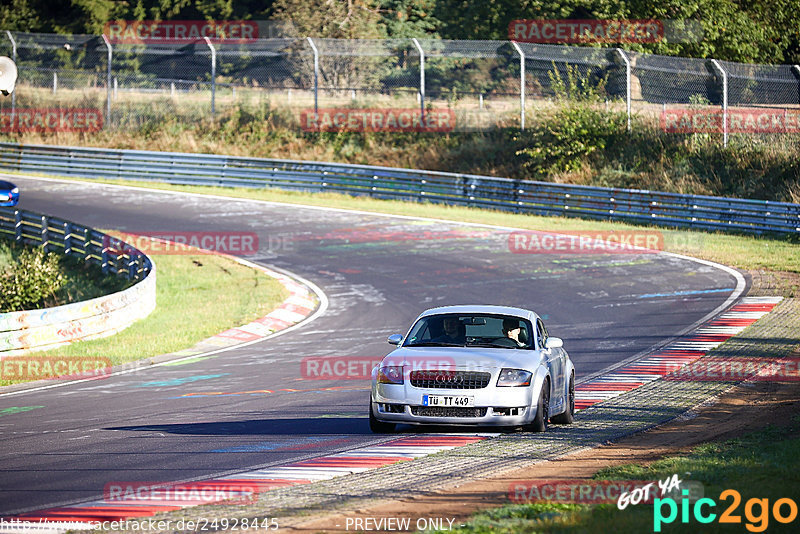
left=434, top=418, right=800, bottom=533
left=0, top=250, right=288, bottom=386
left=15, top=174, right=800, bottom=279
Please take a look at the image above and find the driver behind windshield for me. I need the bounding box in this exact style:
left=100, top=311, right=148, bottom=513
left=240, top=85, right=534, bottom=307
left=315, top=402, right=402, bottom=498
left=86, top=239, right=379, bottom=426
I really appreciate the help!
left=432, top=316, right=466, bottom=344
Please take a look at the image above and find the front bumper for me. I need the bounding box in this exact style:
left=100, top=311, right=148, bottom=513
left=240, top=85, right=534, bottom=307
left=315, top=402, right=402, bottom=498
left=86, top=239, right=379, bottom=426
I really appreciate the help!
left=372, top=382, right=538, bottom=427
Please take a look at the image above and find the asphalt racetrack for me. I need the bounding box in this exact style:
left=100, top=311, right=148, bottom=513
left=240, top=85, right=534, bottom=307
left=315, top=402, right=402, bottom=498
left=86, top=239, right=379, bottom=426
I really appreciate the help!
left=0, top=175, right=744, bottom=515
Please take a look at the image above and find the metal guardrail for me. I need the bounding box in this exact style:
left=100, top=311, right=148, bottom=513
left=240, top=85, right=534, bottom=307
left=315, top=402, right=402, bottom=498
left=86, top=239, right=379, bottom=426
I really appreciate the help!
left=0, top=206, right=155, bottom=355
left=0, top=205, right=152, bottom=281
left=0, top=142, right=798, bottom=235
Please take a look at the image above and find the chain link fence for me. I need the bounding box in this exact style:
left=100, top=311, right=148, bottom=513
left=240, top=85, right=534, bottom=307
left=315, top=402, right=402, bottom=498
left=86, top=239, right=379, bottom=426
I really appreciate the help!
left=1, top=30, right=799, bottom=144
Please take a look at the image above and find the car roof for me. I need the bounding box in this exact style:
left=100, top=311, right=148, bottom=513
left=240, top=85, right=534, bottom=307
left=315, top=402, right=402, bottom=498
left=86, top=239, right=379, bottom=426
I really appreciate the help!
left=417, top=305, right=538, bottom=321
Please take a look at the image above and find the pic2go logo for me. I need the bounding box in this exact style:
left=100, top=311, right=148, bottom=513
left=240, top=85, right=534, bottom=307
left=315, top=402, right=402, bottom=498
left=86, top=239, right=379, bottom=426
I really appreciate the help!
left=653, top=489, right=798, bottom=532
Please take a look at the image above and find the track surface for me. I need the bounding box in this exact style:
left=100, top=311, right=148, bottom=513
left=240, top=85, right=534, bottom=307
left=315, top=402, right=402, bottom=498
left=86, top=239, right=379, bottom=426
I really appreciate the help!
left=0, top=175, right=742, bottom=515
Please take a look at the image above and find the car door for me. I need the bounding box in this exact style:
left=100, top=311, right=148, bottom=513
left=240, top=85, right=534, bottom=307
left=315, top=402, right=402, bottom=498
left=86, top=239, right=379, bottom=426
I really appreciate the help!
left=538, top=318, right=564, bottom=410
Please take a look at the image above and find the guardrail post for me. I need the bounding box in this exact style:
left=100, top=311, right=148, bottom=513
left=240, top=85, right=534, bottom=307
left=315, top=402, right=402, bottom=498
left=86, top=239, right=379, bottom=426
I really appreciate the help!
left=83, top=227, right=91, bottom=262
left=14, top=209, right=22, bottom=242
left=615, top=48, right=631, bottom=132
left=204, top=37, right=216, bottom=119
left=101, top=236, right=109, bottom=274
left=307, top=37, right=319, bottom=115
left=101, top=34, right=112, bottom=126
left=5, top=31, right=16, bottom=125
left=411, top=38, right=425, bottom=122
left=511, top=41, right=525, bottom=131
left=63, top=222, right=71, bottom=254
left=128, top=254, right=138, bottom=279
left=40, top=215, right=48, bottom=252
left=710, top=59, right=728, bottom=147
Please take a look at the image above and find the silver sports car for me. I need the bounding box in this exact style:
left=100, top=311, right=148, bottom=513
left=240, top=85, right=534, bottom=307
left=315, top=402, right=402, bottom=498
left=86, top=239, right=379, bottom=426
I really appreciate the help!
left=370, top=305, right=575, bottom=433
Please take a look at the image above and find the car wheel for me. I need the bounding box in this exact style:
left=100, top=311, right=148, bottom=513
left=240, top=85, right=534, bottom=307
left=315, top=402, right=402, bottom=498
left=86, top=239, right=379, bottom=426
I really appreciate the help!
left=525, top=378, right=550, bottom=432
left=550, top=372, right=575, bottom=424
left=369, top=400, right=396, bottom=433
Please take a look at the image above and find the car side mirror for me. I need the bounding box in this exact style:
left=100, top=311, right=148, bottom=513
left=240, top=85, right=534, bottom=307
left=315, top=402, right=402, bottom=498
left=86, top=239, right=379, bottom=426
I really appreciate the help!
left=387, top=334, right=403, bottom=345
left=545, top=337, right=563, bottom=349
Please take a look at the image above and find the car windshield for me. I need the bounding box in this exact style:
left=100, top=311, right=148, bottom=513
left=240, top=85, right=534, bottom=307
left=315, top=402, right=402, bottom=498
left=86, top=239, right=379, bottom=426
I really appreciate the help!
left=403, top=314, right=533, bottom=349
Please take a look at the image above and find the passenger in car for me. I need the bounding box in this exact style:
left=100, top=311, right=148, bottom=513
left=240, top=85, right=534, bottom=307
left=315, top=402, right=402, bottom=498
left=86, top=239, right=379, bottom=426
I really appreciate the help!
left=502, top=319, right=526, bottom=347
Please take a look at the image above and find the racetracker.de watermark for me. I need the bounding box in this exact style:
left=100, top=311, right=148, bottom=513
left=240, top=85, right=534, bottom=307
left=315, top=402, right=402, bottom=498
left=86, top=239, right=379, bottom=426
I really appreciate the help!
left=300, top=109, right=456, bottom=133
left=104, top=20, right=258, bottom=43
left=0, top=108, right=103, bottom=133
left=301, top=355, right=458, bottom=380
left=510, top=479, right=658, bottom=504
left=663, top=356, right=800, bottom=382
left=104, top=232, right=260, bottom=256
left=508, top=230, right=664, bottom=254
left=662, top=108, right=800, bottom=134
left=103, top=482, right=259, bottom=506
left=509, top=479, right=704, bottom=504
left=509, top=19, right=703, bottom=43
left=0, top=357, right=111, bottom=380
left=509, top=19, right=663, bottom=43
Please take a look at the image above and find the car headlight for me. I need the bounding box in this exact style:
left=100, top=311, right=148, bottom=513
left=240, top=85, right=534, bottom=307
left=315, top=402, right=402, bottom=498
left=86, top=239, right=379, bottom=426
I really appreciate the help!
left=377, top=366, right=404, bottom=385
left=497, top=368, right=532, bottom=387
left=11, top=187, right=19, bottom=194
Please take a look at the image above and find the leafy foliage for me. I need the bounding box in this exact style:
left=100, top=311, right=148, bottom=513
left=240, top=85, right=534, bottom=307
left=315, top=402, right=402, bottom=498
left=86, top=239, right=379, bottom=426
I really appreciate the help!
left=0, top=241, right=131, bottom=312
left=2, top=1, right=798, bottom=63
left=517, top=64, right=627, bottom=175
left=0, top=243, right=65, bottom=312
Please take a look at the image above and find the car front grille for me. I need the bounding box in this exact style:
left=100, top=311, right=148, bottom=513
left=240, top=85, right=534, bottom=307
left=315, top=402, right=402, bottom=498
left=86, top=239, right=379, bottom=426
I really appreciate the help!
left=410, top=370, right=491, bottom=389
left=411, top=406, right=488, bottom=418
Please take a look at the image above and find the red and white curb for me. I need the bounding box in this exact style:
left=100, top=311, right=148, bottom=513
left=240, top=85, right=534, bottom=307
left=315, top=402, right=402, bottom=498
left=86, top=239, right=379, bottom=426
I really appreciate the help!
left=574, top=296, right=784, bottom=410
left=0, top=436, right=488, bottom=532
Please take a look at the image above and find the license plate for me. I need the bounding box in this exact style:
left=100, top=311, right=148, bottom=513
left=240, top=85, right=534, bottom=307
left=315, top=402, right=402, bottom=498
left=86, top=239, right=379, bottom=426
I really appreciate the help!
left=422, top=395, right=474, bottom=407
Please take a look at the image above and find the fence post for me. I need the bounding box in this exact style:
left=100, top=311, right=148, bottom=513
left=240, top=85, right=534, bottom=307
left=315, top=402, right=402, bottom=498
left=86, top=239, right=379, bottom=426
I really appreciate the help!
left=793, top=65, right=800, bottom=105
left=306, top=37, right=319, bottom=115
left=204, top=37, right=216, bottom=119
left=5, top=31, right=16, bottom=124
left=101, top=34, right=112, bottom=126
left=510, top=41, right=525, bottom=131
left=411, top=38, right=425, bottom=122
left=710, top=59, right=728, bottom=147
left=615, top=48, right=631, bottom=132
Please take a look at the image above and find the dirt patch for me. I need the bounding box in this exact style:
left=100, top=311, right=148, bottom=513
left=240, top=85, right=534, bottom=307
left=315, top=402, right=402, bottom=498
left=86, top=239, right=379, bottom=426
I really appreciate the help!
left=288, top=370, right=800, bottom=533
left=747, top=269, right=800, bottom=298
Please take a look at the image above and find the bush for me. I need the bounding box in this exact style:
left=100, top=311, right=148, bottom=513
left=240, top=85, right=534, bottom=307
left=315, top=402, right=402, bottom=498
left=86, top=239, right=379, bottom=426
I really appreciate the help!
left=0, top=243, right=65, bottom=312
left=516, top=63, right=627, bottom=176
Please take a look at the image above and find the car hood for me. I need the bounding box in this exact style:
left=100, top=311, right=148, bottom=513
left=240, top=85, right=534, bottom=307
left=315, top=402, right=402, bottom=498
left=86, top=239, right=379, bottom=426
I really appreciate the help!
left=382, top=346, right=543, bottom=371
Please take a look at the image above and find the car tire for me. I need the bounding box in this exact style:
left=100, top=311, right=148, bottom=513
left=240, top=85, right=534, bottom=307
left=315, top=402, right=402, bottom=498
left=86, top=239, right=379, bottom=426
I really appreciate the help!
left=550, top=372, right=575, bottom=424
left=525, top=378, right=550, bottom=432
left=369, top=400, right=396, bottom=433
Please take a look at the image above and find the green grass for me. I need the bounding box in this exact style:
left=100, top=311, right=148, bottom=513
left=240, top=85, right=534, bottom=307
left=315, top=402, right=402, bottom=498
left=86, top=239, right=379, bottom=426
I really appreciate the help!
left=0, top=251, right=288, bottom=386
left=433, top=420, right=800, bottom=533
left=14, top=174, right=799, bottom=276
